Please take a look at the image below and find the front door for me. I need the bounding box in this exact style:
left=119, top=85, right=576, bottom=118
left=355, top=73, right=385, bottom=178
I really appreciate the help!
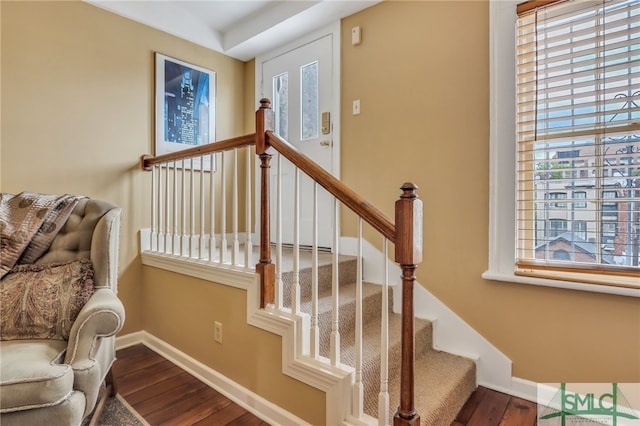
left=259, top=32, right=336, bottom=248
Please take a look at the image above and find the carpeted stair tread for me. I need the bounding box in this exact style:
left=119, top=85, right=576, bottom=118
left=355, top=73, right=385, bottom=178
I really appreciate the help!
left=319, top=310, right=432, bottom=364
left=281, top=256, right=358, bottom=302
left=387, top=350, right=476, bottom=425
left=298, top=281, right=384, bottom=325
left=277, top=250, right=477, bottom=425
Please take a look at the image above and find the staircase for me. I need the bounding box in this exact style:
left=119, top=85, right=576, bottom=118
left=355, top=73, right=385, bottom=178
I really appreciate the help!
left=142, top=100, right=480, bottom=425
left=280, top=250, right=476, bottom=425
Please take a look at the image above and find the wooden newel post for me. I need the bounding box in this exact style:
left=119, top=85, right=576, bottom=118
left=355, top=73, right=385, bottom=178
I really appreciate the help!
left=394, top=182, right=423, bottom=426
left=256, top=99, right=275, bottom=308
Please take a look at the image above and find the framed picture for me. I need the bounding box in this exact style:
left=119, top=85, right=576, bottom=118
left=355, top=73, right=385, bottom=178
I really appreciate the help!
left=155, top=53, right=216, bottom=169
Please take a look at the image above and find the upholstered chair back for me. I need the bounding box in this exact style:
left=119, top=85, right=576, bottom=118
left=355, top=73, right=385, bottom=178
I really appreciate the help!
left=35, top=198, right=121, bottom=292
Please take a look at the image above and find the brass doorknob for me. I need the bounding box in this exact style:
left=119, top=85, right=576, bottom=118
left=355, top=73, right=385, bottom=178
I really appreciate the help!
left=320, top=140, right=332, bottom=148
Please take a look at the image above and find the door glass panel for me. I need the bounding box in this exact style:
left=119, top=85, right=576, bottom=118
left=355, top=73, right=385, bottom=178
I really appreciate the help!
left=273, top=73, right=288, bottom=140
left=301, top=61, right=318, bottom=140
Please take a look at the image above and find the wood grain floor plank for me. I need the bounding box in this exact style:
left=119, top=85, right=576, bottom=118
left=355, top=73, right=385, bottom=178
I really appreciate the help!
left=455, top=386, right=489, bottom=422
left=123, top=371, right=195, bottom=406
left=466, top=390, right=511, bottom=426
left=146, top=387, right=233, bottom=425
left=114, top=345, right=166, bottom=376
left=191, top=401, right=248, bottom=425
left=498, top=397, right=538, bottom=426
left=134, top=380, right=210, bottom=417
left=227, top=412, right=270, bottom=425
left=116, top=359, right=184, bottom=397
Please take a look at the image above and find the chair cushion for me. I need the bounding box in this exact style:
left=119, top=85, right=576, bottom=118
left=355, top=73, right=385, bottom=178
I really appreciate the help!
left=0, top=340, right=73, bottom=413
left=0, top=259, right=95, bottom=340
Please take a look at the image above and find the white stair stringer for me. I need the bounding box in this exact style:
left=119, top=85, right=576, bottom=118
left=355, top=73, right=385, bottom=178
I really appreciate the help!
left=339, top=236, right=513, bottom=393
left=246, top=274, right=376, bottom=426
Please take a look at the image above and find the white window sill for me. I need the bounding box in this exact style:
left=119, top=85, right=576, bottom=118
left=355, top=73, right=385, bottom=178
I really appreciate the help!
left=482, top=270, right=640, bottom=298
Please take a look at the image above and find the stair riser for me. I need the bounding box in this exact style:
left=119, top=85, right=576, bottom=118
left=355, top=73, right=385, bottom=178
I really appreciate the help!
left=359, top=323, right=433, bottom=417
left=314, top=290, right=384, bottom=337
left=281, top=258, right=357, bottom=303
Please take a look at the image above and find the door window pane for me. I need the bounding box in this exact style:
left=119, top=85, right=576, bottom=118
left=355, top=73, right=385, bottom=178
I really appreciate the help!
left=273, top=73, right=288, bottom=140
left=301, top=61, right=318, bottom=140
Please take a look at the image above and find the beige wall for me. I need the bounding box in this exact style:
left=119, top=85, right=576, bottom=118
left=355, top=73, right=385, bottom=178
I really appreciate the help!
left=341, top=0, right=639, bottom=382
left=1, top=2, right=324, bottom=424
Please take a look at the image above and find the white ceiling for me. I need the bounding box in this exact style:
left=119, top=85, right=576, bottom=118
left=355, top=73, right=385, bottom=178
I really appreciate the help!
left=85, top=0, right=379, bottom=61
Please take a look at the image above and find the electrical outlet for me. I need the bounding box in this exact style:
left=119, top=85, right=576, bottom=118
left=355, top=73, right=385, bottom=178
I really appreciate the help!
left=214, top=321, right=223, bottom=344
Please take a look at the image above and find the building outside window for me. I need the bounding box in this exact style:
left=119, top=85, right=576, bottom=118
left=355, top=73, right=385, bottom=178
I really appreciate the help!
left=572, top=191, right=587, bottom=208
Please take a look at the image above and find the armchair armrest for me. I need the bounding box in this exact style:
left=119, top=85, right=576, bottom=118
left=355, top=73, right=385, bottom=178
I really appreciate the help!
left=64, top=288, right=125, bottom=368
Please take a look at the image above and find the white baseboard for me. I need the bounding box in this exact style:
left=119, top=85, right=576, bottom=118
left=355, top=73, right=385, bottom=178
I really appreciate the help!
left=115, top=331, right=310, bottom=426
left=479, top=376, right=539, bottom=403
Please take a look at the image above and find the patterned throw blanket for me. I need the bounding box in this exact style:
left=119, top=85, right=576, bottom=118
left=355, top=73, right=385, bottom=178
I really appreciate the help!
left=0, top=192, right=84, bottom=279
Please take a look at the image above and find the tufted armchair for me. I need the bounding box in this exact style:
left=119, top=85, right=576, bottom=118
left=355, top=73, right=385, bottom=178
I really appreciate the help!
left=0, top=197, right=125, bottom=426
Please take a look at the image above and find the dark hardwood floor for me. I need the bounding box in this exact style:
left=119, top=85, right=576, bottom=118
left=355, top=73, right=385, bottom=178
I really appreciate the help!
left=112, top=344, right=538, bottom=426
left=452, top=386, right=538, bottom=425
left=112, top=345, right=269, bottom=426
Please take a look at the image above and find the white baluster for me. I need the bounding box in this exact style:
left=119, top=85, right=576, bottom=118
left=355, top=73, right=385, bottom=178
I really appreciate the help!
left=190, top=160, right=195, bottom=257
left=158, top=164, right=165, bottom=253
left=173, top=161, right=179, bottom=255
left=244, top=146, right=253, bottom=270
left=353, top=218, right=364, bottom=418
left=151, top=165, right=157, bottom=252
left=181, top=162, right=186, bottom=257
left=220, top=152, right=227, bottom=263
left=199, top=155, right=206, bottom=259
left=275, top=153, right=283, bottom=310
left=165, top=162, right=170, bottom=254
left=232, top=147, right=240, bottom=266
left=310, top=182, right=319, bottom=359
left=330, top=198, right=341, bottom=367
left=378, top=238, right=390, bottom=426
left=292, top=168, right=300, bottom=317
left=209, top=153, right=216, bottom=262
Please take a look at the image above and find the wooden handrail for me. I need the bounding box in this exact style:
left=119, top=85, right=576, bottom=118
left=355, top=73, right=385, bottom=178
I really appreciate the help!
left=141, top=133, right=256, bottom=170
left=265, top=131, right=396, bottom=242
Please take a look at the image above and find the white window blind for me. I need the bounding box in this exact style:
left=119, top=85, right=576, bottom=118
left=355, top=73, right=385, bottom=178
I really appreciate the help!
left=516, top=0, right=640, bottom=286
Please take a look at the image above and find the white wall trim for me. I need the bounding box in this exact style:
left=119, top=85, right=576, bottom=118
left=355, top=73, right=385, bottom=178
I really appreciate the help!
left=115, top=331, right=310, bottom=426
left=245, top=274, right=368, bottom=425
left=141, top=250, right=256, bottom=290
left=140, top=229, right=256, bottom=290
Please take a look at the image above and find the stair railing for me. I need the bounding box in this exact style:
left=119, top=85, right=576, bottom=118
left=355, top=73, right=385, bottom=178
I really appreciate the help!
left=142, top=134, right=256, bottom=270
left=142, top=99, right=422, bottom=426
left=257, top=99, right=422, bottom=426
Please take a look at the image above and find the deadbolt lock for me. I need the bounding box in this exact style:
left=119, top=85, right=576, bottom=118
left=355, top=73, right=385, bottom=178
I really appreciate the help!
left=322, top=112, right=330, bottom=134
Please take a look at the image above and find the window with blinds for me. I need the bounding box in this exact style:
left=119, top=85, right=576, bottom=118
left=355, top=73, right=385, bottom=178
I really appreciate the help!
left=516, top=0, right=640, bottom=287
